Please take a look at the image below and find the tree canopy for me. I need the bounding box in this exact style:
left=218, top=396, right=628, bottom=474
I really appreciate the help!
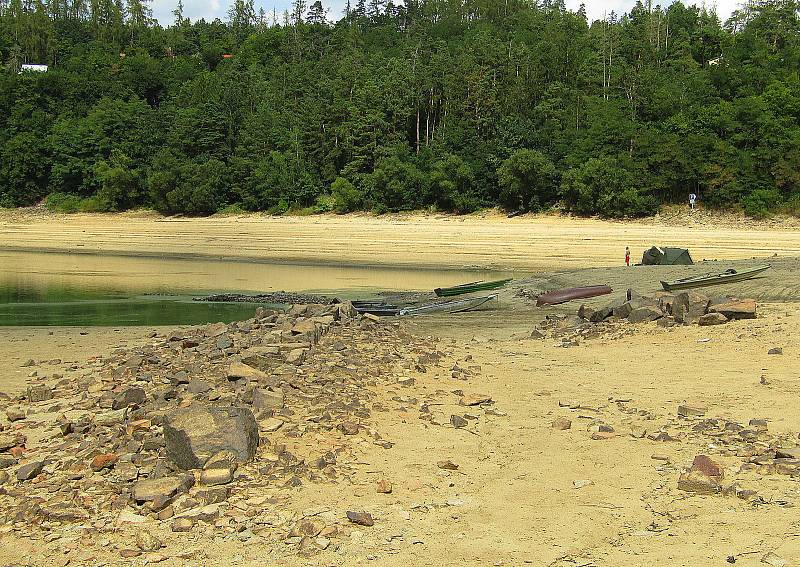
left=1, top=0, right=799, bottom=218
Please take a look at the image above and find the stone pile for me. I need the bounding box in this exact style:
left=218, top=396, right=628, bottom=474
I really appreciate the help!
left=0, top=302, right=452, bottom=558
left=531, top=290, right=758, bottom=346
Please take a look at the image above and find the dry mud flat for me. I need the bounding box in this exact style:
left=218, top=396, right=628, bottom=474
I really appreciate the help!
left=4, top=211, right=800, bottom=270
left=1, top=297, right=800, bottom=566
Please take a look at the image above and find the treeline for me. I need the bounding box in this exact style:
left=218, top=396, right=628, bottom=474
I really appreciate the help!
left=0, top=0, right=799, bottom=218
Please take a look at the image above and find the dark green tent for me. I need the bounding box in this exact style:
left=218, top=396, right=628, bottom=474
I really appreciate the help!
left=641, top=246, right=693, bottom=266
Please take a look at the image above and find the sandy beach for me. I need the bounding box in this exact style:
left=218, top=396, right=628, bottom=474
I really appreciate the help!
left=2, top=211, right=800, bottom=566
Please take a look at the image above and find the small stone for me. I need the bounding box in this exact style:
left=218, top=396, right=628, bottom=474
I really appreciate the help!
left=120, top=549, right=141, bottom=558
left=651, top=454, right=670, bottom=462
left=678, top=470, right=721, bottom=494
left=200, top=467, right=234, bottom=486
left=376, top=479, right=392, bottom=494
left=690, top=455, right=724, bottom=478
left=5, top=407, right=25, bottom=422
left=27, top=384, right=53, bottom=403
left=290, top=518, right=326, bottom=538
left=698, top=312, right=728, bottom=326
left=135, top=531, right=163, bottom=552
left=437, top=460, right=458, bottom=470
left=228, top=362, right=268, bottom=381
left=460, top=394, right=492, bottom=406
left=90, top=453, right=118, bottom=472
left=339, top=422, right=360, bottom=435
left=16, top=460, right=44, bottom=481
left=761, top=552, right=788, bottom=567
left=172, top=518, right=195, bottom=532
left=551, top=417, right=572, bottom=431
left=768, top=347, right=783, bottom=355
left=133, top=475, right=193, bottom=503
left=591, top=431, right=616, bottom=440
left=572, top=479, right=592, bottom=489
left=0, top=470, right=10, bottom=484
left=450, top=415, right=468, bottom=429
left=677, top=404, right=707, bottom=418
left=260, top=418, right=284, bottom=432
left=346, top=511, right=374, bottom=526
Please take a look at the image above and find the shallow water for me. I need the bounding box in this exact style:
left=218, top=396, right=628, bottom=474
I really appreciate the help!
left=0, top=251, right=509, bottom=326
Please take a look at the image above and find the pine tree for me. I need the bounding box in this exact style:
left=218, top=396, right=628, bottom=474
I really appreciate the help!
left=307, top=0, right=325, bottom=24
left=291, top=0, right=306, bottom=24
left=172, top=0, right=184, bottom=26
left=126, top=0, right=151, bottom=27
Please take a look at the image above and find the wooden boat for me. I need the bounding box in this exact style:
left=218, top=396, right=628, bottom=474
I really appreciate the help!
left=353, top=301, right=400, bottom=317
left=536, top=285, right=613, bottom=307
left=400, top=294, right=499, bottom=316
left=435, top=278, right=513, bottom=297
left=660, top=265, right=771, bottom=292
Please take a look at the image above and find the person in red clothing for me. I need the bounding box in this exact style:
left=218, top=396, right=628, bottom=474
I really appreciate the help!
left=625, top=246, right=631, bottom=266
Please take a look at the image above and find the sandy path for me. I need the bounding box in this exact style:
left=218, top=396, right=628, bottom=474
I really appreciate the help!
left=2, top=212, right=800, bottom=270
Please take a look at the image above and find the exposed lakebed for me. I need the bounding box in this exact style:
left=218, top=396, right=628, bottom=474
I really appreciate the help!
left=0, top=251, right=508, bottom=326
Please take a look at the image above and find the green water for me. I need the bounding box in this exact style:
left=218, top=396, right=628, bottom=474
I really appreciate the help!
left=0, top=250, right=509, bottom=327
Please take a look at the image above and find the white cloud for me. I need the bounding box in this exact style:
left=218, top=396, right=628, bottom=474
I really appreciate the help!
left=150, top=0, right=740, bottom=27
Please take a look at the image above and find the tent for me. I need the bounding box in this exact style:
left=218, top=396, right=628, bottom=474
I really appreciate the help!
left=641, top=246, right=693, bottom=266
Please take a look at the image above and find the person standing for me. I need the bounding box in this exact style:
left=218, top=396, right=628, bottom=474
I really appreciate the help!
left=689, top=192, right=697, bottom=211
left=625, top=246, right=631, bottom=267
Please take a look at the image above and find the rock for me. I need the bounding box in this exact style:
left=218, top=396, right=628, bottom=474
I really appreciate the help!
left=112, top=387, right=146, bottom=409
left=252, top=388, right=284, bottom=412
left=21, top=359, right=35, bottom=367
left=290, top=518, right=326, bottom=537
left=690, top=455, right=724, bottom=478
left=678, top=470, right=721, bottom=494
left=187, top=380, right=213, bottom=395
left=677, top=404, right=707, bottom=418
left=656, top=317, right=677, bottom=328
left=572, top=479, right=592, bottom=489
left=132, top=475, right=193, bottom=503
left=0, top=470, right=9, bottom=484
left=459, top=393, right=492, bottom=406
left=551, top=417, right=572, bottom=431
left=200, top=467, right=234, bottom=486
left=216, top=336, right=233, bottom=350
left=27, top=384, right=53, bottom=403
left=90, top=453, right=118, bottom=472
left=170, top=370, right=190, bottom=384
left=260, top=418, right=284, bottom=432
left=195, top=487, right=230, bottom=505
left=577, top=304, right=596, bottom=320
left=699, top=313, right=728, bottom=326
left=172, top=518, right=195, bottom=532
left=5, top=407, right=25, bottom=422
left=450, top=415, right=468, bottom=428
left=16, top=461, right=44, bottom=481
left=164, top=405, right=259, bottom=470
left=0, top=434, right=21, bottom=452
left=589, top=307, right=614, bottom=323
left=768, top=347, right=783, bottom=355
left=672, top=291, right=709, bottom=323
left=286, top=348, right=308, bottom=365
left=95, top=408, right=127, bottom=426
left=628, top=306, right=663, bottom=324
left=135, top=531, right=163, bottom=552
left=338, top=421, right=360, bottom=435
left=227, top=362, right=268, bottom=382
left=437, top=460, right=459, bottom=470
left=761, top=552, right=788, bottom=567
left=709, top=298, right=757, bottom=320
left=376, top=479, right=392, bottom=494
left=529, top=330, right=546, bottom=340
left=346, top=511, right=374, bottom=526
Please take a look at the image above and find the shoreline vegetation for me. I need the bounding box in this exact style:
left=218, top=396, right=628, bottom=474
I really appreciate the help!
left=1, top=1, right=799, bottom=220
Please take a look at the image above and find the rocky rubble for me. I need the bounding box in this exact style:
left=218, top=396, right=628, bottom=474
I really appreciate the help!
left=0, top=301, right=455, bottom=560
left=531, top=290, right=759, bottom=346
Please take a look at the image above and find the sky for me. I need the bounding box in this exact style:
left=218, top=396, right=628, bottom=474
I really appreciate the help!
left=150, top=0, right=742, bottom=27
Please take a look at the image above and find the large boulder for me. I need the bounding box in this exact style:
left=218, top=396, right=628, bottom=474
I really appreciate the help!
left=708, top=298, right=757, bottom=320
left=164, top=406, right=259, bottom=470
left=628, top=306, right=663, bottom=323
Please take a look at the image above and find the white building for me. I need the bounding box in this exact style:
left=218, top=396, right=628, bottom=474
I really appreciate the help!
left=20, top=64, right=49, bottom=73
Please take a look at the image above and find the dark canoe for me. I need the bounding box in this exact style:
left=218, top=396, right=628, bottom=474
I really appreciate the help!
left=400, top=294, right=499, bottom=316
left=536, top=285, right=613, bottom=307
left=353, top=301, right=400, bottom=316
left=435, top=278, right=513, bottom=297
left=661, top=265, right=771, bottom=292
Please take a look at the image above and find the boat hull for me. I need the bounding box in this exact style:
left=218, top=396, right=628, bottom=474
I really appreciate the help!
left=661, top=265, right=771, bottom=292
left=536, top=285, right=613, bottom=307
left=435, top=278, right=512, bottom=297
left=400, top=294, right=498, bottom=316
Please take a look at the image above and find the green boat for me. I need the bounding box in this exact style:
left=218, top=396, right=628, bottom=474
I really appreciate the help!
left=435, top=278, right=512, bottom=297
left=661, top=265, right=771, bottom=292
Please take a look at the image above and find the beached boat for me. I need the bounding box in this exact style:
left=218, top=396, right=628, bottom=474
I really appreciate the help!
left=536, top=285, right=613, bottom=307
left=660, top=265, right=771, bottom=292
left=353, top=301, right=400, bottom=317
left=435, top=278, right=513, bottom=297
left=400, top=294, right=499, bottom=316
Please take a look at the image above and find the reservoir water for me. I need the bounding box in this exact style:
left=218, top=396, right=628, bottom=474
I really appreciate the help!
left=0, top=251, right=509, bottom=327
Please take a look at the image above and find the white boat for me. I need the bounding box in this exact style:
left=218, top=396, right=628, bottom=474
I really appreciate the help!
left=399, top=294, right=499, bottom=316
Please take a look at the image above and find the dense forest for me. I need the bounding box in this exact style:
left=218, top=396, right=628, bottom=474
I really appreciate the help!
left=0, top=0, right=798, bottom=217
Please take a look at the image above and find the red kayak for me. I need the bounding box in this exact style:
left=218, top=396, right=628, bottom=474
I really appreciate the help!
left=536, top=285, right=613, bottom=307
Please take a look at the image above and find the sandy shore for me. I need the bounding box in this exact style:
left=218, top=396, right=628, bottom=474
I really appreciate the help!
left=3, top=210, right=800, bottom=270
left=3, top=211, right=800, bottom=565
